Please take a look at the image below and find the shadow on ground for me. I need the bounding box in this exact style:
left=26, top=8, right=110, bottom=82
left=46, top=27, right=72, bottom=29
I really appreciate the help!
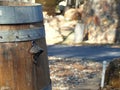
left=47, top=45, right=120, bottom=61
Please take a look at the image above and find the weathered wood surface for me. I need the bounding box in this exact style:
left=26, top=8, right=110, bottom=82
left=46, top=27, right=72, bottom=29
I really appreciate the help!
left=0, top=24, right=50, bottom=90
left=0, top=1, right=50, bottom=90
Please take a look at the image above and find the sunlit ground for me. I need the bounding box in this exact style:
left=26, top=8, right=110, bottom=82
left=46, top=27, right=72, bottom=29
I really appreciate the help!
left=49, top=57, right=102, bottom=90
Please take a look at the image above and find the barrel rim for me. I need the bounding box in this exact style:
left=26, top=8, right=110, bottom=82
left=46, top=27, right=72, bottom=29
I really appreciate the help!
left=0, top=1, right=42, bottom=7
left=0, top=2, right=43, bottom=24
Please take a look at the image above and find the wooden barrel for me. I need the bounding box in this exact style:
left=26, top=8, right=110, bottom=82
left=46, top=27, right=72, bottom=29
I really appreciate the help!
left=0, top=1, right=51, bottom=90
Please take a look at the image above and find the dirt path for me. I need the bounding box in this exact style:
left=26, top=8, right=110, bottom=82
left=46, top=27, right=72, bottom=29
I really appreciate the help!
left=49, top=58, right=102, bottom=90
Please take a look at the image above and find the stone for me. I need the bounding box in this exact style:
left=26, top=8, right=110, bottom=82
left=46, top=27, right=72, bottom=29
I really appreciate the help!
left=64, top=8, right=81, bottom=21
left=62, top=32, right=74, bottom=45
left=43, top=13, right=77, bottom=45
left=44, top=17, right=63, bottom=45
left=105, top=58, right=120, bottom=89
left=82, top=0, right=120, bottom=44
left=43, top=0, right=120, bottom=45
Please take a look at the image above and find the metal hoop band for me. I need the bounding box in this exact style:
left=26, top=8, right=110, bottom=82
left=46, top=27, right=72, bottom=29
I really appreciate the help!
left=0, top=27, right=45, bottom=42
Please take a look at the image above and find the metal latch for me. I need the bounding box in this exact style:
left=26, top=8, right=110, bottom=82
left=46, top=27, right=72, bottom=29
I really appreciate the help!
left=30, top=41, right=44, bottom=65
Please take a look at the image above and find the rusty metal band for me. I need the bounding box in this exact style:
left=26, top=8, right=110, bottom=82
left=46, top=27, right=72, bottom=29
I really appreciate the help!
left=0, top=27, right=45, bottom=42
left=41, top=80, right=52, bottom=90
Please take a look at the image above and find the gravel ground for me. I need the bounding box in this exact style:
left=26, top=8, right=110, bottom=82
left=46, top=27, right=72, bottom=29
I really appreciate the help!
left=49, top=57, right=103, bottom=90
left=48, top=45, right=120, bottom=90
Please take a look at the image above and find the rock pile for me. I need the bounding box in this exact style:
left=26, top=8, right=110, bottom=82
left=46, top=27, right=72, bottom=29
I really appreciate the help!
left=43, top=12, right=77, bottom=45
left=43, top=0, right=120, bottom=45
left=64, top=8, right=81, bottom=21
left=49, top=57, right=102, bottom=89
left=82, top=0, right=120, bottom=44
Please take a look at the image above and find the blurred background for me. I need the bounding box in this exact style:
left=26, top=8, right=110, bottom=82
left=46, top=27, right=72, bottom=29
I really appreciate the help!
left=3, top=0, right=120, bottom=90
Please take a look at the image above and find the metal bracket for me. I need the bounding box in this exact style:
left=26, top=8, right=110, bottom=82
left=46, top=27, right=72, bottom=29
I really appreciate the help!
left=30, top=41, right=44, bottom=65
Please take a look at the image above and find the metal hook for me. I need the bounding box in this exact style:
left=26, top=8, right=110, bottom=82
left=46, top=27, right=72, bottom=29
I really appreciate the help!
left=30, top=41, right=44, bottom=65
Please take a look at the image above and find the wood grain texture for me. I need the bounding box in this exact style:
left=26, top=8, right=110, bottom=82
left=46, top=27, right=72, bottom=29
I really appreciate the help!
left=0, top=24, right=50, bottom=90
